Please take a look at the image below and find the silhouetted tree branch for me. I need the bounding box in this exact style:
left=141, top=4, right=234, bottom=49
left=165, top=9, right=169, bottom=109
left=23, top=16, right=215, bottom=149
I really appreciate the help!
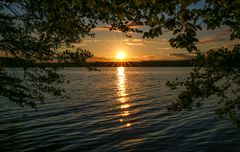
left=167, top=44, right=240, bottom=126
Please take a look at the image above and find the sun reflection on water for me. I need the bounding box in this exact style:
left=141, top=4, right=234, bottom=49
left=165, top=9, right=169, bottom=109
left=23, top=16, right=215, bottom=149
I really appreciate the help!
left=117, top=67, right=132, bottom=127
left=121, top=104, right=130, bottom=109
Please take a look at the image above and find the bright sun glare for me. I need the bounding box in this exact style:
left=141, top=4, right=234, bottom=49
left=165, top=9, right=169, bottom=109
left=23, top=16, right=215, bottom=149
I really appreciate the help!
left=116, top=52, right=126, bottom=60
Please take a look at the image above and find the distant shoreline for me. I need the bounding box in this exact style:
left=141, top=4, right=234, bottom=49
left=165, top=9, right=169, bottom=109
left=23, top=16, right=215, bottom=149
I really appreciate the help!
left=0, top=57, right=192, bottom=67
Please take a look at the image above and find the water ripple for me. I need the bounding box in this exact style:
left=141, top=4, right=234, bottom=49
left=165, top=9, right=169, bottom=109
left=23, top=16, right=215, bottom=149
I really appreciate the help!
left=0, top=67, right=239, bottom=152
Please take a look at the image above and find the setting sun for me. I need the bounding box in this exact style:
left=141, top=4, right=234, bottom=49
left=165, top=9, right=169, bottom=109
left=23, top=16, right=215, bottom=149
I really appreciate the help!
left=116, top=52, right=126, bottom=60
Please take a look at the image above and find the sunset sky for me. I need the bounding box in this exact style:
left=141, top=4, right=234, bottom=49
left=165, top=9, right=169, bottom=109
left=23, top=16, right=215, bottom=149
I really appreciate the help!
left=76, top=25, right=237, bottom=62
left=1, top=1, right=238, bottom=62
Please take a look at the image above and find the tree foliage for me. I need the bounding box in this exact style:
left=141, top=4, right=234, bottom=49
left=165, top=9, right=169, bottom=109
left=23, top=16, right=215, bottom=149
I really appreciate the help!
left=0, top=0, right=94, bottom=109
left=0, top=0, right=240, bottom=125
left=167, top=45, right=240, bottom=125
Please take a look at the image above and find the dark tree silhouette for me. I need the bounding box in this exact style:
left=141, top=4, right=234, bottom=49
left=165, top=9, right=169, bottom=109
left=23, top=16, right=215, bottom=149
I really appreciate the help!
left=0, top=1, right=94, bottom=108
left=167, top=46, right=240, bottom=126
left=0, top=0, right=240, bottom=125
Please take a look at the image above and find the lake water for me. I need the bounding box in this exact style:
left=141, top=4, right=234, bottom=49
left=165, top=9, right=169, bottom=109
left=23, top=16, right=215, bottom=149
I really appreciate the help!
left=0, top=67, right=239, bottom=152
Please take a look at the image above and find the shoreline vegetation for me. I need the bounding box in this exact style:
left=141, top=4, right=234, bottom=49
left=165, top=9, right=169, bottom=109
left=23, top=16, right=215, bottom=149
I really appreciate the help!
left=0, top=57, right=192, bottom=67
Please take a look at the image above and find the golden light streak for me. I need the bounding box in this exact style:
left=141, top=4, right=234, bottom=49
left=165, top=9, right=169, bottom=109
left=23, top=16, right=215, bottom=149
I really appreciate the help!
left=125, top=123, right=132, bottom=127
left=117, top=67, right=133, bottom=128
left=121, top=111, right=130, bottom=117
left=121, top=104, right=130, bottom=109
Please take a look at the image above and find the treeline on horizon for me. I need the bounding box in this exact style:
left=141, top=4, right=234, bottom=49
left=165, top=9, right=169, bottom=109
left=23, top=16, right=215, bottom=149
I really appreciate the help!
left=0, top=57, right=192, bottom=67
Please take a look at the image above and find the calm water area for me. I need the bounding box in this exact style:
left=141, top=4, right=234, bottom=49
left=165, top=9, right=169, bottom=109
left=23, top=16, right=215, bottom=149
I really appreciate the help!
left=0, top=67, right=239, bottom=152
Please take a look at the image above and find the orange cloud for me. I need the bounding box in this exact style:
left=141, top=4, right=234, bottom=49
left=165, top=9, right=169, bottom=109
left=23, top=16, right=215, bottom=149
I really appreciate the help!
left=74, top=43, right=87, bottom=47
left=82, top=39, right=101, bottom=43
left=157, top=47, right=172, bottom=52
left=126, top=23, right=143, bottom=29
left=143, top=39, right=169, bottom=45
left=93, top=26, right=112, bottom=31
left=199, top=37, right=228, bottom=44
left=132, top=39, right=142, bottom=42
left=216, top=31, right=231, bottom=36
left=121, top=39, right=128, bottom=42
left=168, top=53, right=196, bottom=60
left=126, top=42, right=143, bottom=46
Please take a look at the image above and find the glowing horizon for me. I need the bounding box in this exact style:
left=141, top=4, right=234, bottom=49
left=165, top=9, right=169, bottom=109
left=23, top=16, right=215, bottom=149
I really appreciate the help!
left=74, top=26, right=237, bottom=62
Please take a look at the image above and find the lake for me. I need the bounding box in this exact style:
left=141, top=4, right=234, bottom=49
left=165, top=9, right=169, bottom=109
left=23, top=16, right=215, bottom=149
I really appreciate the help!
left=0, top=67, right=239, bottom=152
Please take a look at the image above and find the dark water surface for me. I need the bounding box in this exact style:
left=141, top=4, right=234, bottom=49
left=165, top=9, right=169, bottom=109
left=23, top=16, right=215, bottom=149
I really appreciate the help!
left=1, top=67, right=239, bottom=152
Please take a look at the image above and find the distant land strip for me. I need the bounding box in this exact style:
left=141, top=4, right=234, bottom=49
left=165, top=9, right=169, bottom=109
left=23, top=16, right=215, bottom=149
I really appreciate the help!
left=0, top=57, right=192, bottom=67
